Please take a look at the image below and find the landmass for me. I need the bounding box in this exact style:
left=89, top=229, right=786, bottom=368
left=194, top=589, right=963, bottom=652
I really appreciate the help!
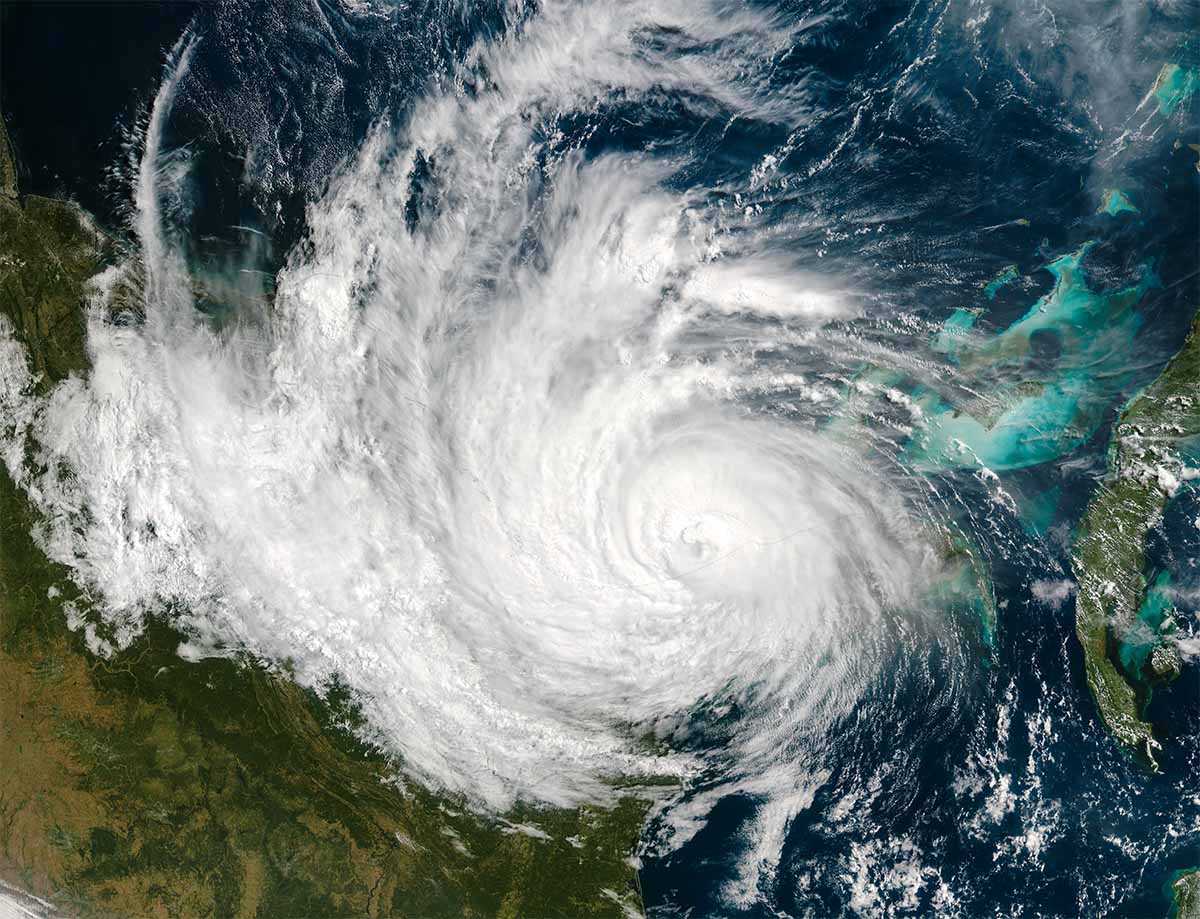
left=1173, top=870, right=1200, bottom=919
left=1099, top=189, right=1139, bottom=217
left=1071, top=309, right=1199, bottom=764
left=0, top=115, right=649, bottom=918
left=983, top=265, right=1018, bottom=300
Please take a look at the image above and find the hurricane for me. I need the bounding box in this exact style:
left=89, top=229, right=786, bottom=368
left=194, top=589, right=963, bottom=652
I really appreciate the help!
left=0, top=0, right=1196, bottom=914
left=2, top=0, right=952, bottom=805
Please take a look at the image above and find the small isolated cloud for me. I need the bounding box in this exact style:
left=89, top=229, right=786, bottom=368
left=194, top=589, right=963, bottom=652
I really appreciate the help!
left=1031, top=579, right=1077, bottom=609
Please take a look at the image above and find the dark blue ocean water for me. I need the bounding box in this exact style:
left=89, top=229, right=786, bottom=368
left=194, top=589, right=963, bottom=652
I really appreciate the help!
left=2, top=2, right=1197, bottom=915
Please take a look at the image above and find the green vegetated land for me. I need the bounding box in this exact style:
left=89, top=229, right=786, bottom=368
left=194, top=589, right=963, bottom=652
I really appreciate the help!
left=1071, top=305, right=1199, bottom=765
left=1174, top=870, right=1200, bottom=919
left=0, top=115, right=649, bottom=919
left=1069, top=63, right=1200, bottom=767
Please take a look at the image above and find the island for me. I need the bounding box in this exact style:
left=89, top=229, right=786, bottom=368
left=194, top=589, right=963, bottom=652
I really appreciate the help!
left=1071, top=308, right=1198, bottom=764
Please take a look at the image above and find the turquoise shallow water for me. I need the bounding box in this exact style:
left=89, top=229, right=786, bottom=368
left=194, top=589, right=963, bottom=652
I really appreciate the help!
left=2, top=2, right=1198, bottom=916
left=912, top=242, right=1160, bottom=471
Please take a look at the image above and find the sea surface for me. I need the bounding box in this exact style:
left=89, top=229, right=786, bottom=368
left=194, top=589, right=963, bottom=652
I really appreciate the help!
left=1, top=1, right=1197, bottom=915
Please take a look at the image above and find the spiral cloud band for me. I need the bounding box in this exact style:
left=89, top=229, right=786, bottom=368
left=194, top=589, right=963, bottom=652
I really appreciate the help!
left=0, top=0, right=942, bottom=810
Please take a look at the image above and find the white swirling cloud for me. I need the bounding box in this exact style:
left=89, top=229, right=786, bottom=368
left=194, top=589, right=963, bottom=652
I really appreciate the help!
left=0, top=0, right=939, bottom=811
